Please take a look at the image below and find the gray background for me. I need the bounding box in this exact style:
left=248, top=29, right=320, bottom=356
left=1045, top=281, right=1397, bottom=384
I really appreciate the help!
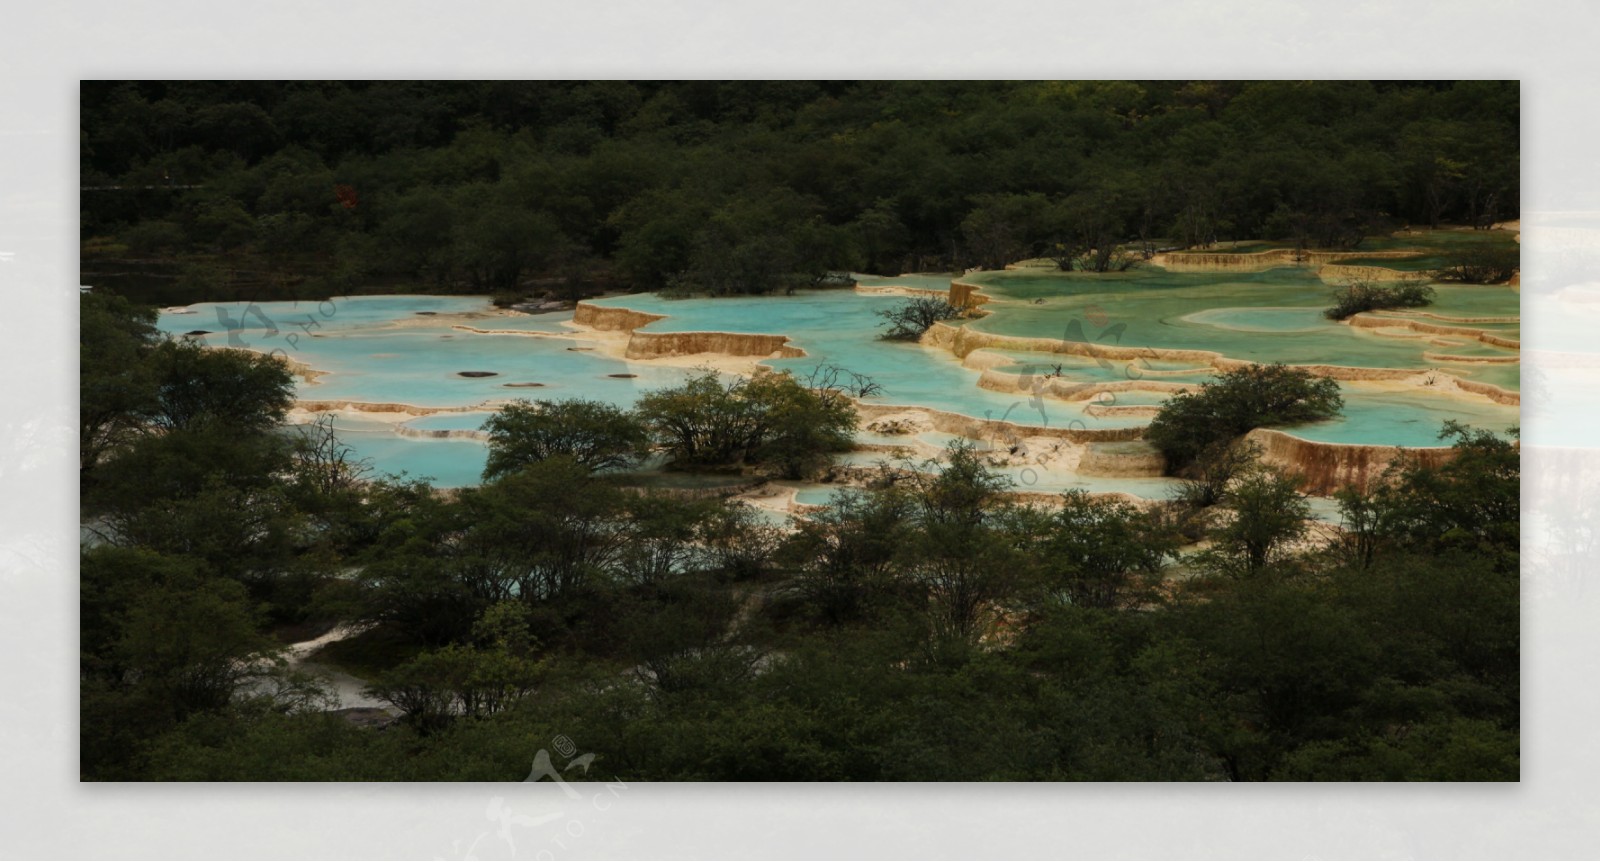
left=1, top=0, right=1593, bottom=858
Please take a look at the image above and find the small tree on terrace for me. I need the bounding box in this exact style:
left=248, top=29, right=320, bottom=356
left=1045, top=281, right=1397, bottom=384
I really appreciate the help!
left=635, top=370, right=855, bottom=477
left=744, top=371, right=857, bottom=478
left=1434, top=246, right=1519, bottom=285
left=1324, top=281, right=1435, bottom=321
left=877, top=297, right=963, bottom=340
left=1144, top=364, right=1343, bottom=472
left=635, top=372, right=760, bottom=466
left=482, top=398, right=650, bottom=479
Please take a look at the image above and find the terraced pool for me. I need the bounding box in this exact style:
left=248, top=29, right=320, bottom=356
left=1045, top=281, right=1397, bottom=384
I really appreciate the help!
left=157, top=244, right=1518, bottom=502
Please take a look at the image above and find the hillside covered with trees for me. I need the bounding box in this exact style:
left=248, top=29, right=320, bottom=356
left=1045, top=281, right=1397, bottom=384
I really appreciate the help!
left=81, top=80, right=1519, bottom=304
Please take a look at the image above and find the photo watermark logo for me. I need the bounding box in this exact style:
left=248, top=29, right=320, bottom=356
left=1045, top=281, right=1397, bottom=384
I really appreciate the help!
left=982, top=303, right=1150, bottom=488
left=188, top=285, right=340, bottom=365
left=446, top=735, right=628, bottom=861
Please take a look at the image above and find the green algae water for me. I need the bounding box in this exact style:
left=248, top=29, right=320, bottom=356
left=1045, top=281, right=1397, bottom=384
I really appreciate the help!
left=960, top=267, right=1520, bottom=391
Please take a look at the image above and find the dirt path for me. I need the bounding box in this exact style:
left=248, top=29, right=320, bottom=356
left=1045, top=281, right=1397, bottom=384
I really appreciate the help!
left=283, top=624, right=394, bottom=712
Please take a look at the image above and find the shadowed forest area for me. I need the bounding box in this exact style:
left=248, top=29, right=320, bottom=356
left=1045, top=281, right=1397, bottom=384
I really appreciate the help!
left=81, top=81, right=1518, bottom=304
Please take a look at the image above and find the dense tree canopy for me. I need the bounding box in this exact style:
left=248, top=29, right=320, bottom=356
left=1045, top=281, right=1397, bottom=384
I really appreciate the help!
left=85, top=415, right=1518, bottom=782
left=81, top=81, right=1519, bottom=304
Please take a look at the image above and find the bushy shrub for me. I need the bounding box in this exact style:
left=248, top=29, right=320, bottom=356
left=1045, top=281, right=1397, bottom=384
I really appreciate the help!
left=1145, top=363, right=1343, bottom=470
left=635, top=370, right=855, bottom=477
left=1434, top=246, right=1519, bottom=284
left=482, top=398, right=650, bottom=479
left=1324, top=281, right=1435, bottom=320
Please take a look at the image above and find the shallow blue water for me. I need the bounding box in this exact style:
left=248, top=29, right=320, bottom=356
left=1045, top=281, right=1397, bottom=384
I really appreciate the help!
left=586, top=290, right=1149, bottom=429
left=403, top=412, right=497, bottom=432
left=157, top=286, right=1520, bottom=493
left=340, top=427, right=490, bottom=487
left=160, top=296, right=697, bottom=409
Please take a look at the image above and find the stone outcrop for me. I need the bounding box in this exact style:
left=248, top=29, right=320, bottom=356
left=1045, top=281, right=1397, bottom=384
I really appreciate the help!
left=1317, top=263, right=1432, bottom=284
left=1422, top=350, right=1520, bottom=365
left=572, top=301, right=665, bottom=332
left=947, top=279, right=992, bottom=309
left=1154, top=248, right=1424, bottom=273
left=623, top=330, right=805, bottom=360
left=1156, top=248, right=1302, bottom=271
left=1346, top=311, right=1520, bottom=348
left=572, top=300, right=805, bottom=360
left=853, top=285, right=948, bottom=299
left=853, top=402, right=1143, bottom=444
left=1245, top=428, right=1455, bottom=495
left=1002, top=258, right=1062, bottom=270
left=921, top=318, right=1519, bottom=406
left=1077, top=441, right=1166, bottom=477
left=1301, top=249, right=1425, bottom=264
left=1454, top=378, right=1521, bottom=406
left=1400, top=310, right=1521, bottom=325
left=211, top=346, right=328, bottom=385
left=450, top=325, right=572, bottom=338
left=1083, top=403, right=1163, bottom=419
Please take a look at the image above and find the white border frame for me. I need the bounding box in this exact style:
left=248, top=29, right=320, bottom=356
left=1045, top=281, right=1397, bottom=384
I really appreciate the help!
left=5, top=1, right=1597, bottom=858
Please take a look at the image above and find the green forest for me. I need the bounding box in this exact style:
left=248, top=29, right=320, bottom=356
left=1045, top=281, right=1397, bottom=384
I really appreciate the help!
left=81, top=81, right=1518, bottom=304
left=79, top=81, right=1520, bottom=782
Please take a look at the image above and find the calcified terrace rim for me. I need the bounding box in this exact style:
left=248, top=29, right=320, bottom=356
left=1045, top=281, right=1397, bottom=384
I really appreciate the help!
left=236, top=272, right=1514, bottom=496
left=557, top=283, right=1515, bottom=492
left=938, top=279, right=1520, bottom=407
left=264, top=275, right=1515, bottom=432
left=569, top=279, right=1519, bottom=419
left=1151, top=247, right=1427, bottom=272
